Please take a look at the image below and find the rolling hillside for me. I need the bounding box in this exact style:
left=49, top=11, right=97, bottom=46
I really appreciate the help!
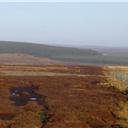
left=0, top=41, right=102, bottom=64
left=0, top=41, right=101, bottom=58
left=0, top=41, right=128, bottom=65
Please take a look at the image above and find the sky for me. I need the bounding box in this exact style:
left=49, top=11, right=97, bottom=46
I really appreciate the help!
left=0, top=0, right=128, bottom=2
left=0, top=2, right=128, bottom=47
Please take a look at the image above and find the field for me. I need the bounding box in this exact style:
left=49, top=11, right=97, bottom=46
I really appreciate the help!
left=0, top=65, right=127, bottom=128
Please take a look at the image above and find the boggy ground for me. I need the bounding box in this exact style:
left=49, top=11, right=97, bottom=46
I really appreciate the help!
left=0, top=65, right=127, bottom=128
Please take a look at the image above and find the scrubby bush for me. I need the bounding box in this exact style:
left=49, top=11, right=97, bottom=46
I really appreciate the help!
left=39, top=111, right=49, bottom=124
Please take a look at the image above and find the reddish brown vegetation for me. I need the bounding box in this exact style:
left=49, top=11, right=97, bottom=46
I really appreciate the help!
left=0, top=65, right=126, bottom=128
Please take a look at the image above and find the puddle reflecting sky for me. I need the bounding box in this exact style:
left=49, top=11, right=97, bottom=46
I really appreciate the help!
left=10, top=86, right=44, bottom=106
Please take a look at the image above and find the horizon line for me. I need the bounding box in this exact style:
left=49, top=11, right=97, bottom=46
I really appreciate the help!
left=0, top=40, right=128, bottom=49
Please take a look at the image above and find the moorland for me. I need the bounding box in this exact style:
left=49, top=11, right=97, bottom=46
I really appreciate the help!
left=0, top=42, right=128, bottom=128
left=0, top=65, right=128, bottom=128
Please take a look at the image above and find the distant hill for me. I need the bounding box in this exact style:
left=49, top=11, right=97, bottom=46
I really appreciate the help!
left=1, top=41, right=128, bottom=65
left=0, top=41, right=102, bottom=64
left=0, top=41, right=101, bottom=57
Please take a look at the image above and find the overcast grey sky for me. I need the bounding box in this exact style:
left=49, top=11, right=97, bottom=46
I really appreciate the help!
left=0, top=2, right=128, bottom=47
